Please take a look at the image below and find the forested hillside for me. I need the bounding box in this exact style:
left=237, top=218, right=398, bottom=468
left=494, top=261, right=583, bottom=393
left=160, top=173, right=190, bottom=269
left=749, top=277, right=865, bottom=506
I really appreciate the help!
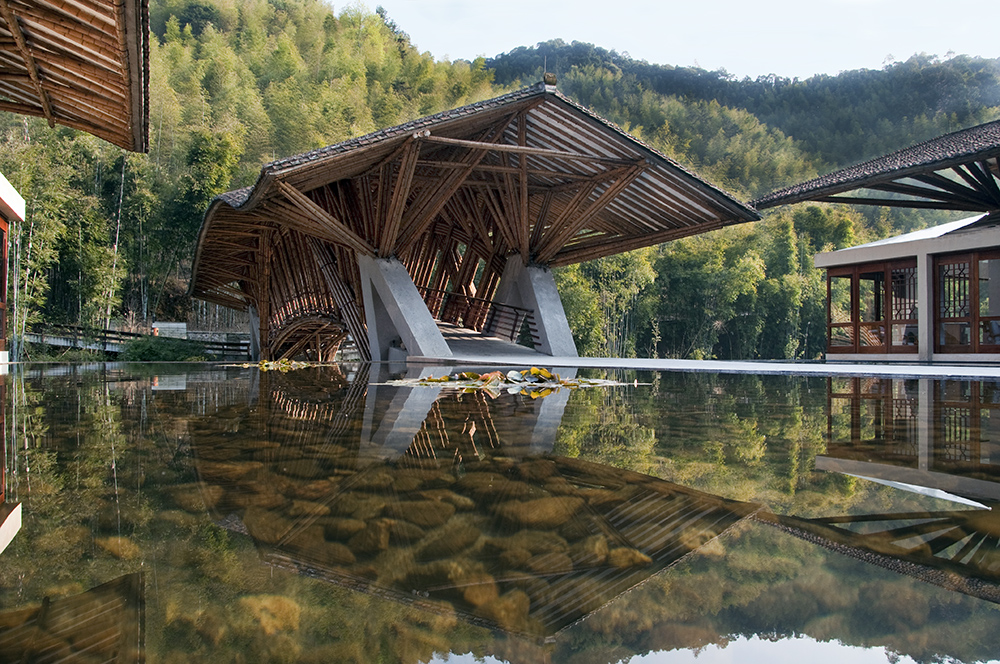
left=1, top=0, right=999, bottom=360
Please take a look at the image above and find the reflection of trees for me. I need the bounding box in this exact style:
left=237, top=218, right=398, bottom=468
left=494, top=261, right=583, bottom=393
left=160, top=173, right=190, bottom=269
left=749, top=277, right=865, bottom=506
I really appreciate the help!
left=556, top=386, right=656, bottom=474
left=4, top=366, right=1000, bottom=664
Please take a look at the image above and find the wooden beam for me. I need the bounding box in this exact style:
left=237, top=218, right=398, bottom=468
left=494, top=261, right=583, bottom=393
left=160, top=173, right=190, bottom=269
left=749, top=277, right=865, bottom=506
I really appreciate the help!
left=550, top=220, right=726, bottom=267
left=518, top=111, right=530, bottom=260
left=530, top=191, right=552, bottom=248
left=531, top=181, right=600, bottom=263
left=308, top=238, right=371, bottom=361
left=537, top=166, right=643, bottom=264
left=971, top=160, right=1000, bottom=205
left=911, top=171, right=995, bottom=206
left=415, top=159, right=613, bottom=182
left=420, top=134, right=640, bottom=167
left=867, top=180, right=992, bottom=206
left=258, top=231, right=273, bottom=361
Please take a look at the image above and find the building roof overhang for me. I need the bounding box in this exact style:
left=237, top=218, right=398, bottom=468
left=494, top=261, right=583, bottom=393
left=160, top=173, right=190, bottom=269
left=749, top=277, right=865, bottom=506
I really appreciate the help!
left=754, top=120, right=1000, bottom=213
left=0, top=0, right=149, bottom=152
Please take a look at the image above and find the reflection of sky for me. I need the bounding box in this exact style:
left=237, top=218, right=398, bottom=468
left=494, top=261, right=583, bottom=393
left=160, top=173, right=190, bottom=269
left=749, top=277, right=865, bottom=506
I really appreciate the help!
left=430, top=637, right=916, bottom=664
left=428, top=637, right=938, bottom=663
left=631, top=637, right=918, bottom=663
left=431, top=638, right=1000, bottom=664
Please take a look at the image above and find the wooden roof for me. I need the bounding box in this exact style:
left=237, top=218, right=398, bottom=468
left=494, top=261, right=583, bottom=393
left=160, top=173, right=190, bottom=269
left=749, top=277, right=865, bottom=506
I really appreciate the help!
left=191, top=82, right=759, bottom=324
left=0, top=0, right=149, bottom=152
left=754, top=120, right=1000, bottom=212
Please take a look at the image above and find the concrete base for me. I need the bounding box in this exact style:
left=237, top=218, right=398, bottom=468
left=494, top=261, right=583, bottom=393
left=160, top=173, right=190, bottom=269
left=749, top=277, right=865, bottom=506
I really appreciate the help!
left=494, top=257, right=577, bottom=357
left=358, top=255, right=452, bottom=362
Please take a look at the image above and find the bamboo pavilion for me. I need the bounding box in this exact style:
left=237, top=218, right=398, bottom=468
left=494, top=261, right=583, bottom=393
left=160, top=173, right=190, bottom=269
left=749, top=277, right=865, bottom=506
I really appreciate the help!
left=190, top=80, right=760, bottom=362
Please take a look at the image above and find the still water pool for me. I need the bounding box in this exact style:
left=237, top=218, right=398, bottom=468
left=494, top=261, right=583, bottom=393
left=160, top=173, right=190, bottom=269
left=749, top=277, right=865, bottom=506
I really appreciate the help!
left=0, top=362, right=998, bottom=663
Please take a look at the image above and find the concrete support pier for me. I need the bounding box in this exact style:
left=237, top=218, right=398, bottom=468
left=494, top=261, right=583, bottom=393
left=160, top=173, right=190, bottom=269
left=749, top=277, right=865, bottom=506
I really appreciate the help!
left=494, top=256, right=577, bottom=357
left=358, top=255, right=452, bottom=362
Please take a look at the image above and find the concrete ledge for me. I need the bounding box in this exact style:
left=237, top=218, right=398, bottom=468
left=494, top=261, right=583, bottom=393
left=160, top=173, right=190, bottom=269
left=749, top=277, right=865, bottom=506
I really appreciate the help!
left=415, top=353, right=1000, bottom=379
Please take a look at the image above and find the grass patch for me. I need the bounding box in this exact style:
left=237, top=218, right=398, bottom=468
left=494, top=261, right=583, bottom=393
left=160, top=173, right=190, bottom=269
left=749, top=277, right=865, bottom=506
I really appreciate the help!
left=120, top=336, right=208, bottom=361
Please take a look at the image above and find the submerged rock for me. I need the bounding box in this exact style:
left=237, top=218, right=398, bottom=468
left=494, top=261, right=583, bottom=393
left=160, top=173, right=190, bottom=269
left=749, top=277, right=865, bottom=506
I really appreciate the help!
left=322, top=517, right=366, bottom=541
left=607, top=547, right=652, bottom=568
left=475, top=589, right=532, bottom=633
left=525, top=551, right=574, bottom=575
left=384, top=500, right=455, bottom=528
left=348, top=519, right=391, bottom=554
left=494, top=496, right=584, bottom=529
left=416, top=520, right=481, bottom=561
left=569, top=534, right=610, bottom=568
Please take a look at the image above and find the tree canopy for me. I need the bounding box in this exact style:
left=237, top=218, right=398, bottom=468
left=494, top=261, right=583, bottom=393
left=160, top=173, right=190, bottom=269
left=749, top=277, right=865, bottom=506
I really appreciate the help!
left=2, top=1, right=999, bottom=360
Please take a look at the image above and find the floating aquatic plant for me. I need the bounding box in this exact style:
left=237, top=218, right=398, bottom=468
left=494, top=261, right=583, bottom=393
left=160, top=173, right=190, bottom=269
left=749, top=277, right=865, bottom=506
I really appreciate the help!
left=243, top=359, right=312, bottom=372
left=392, top=367, right=636, bottom=398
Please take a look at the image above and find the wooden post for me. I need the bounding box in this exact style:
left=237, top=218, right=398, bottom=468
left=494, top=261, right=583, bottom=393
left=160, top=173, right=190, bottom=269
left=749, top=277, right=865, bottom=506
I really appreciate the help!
left=258, top=231, right=272, bottom=361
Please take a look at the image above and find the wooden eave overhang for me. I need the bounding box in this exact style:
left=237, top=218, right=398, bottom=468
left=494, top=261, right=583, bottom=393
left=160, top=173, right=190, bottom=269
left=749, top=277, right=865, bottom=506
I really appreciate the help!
left=191, top=83, right=758, bottom=309
left=753, top=120, right=1000, bottom=213
left=0, top=0, right=149, bottom=152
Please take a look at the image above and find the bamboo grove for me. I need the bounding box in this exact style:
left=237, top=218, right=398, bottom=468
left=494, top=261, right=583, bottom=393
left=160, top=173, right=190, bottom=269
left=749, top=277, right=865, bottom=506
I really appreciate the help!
left=2, top=0, right=1000, bottom=360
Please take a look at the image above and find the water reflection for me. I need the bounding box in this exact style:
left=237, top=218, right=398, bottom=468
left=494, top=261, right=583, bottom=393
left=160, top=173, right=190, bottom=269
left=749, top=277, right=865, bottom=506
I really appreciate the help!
left=0, top=573, right=144, bottom=662
left=2, top=364, right=1000, bottom=664
left=768, top=376, right=1000, bottom=605
left=0, top=376, right=19, bottom=556
left=190, top=374, right=758, bottom=638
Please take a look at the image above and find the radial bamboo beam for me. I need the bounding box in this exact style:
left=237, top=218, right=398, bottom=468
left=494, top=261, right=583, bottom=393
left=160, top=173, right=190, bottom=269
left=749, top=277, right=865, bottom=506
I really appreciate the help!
left=275, top=181, right=376, bottom=256
left=0, top=0, right=55, bottom=126
left=309, top=237, right=372, bottom=361
left=379, top=137, right=420, bottom=257
left=394, top=144, right=492, bottom=253
left=518, top=111, right=530, bottom=260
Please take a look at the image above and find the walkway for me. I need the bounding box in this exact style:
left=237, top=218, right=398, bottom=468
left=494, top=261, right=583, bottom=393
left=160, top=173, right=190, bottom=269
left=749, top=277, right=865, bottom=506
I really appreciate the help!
left=424, top=331, right=1000, bottom=379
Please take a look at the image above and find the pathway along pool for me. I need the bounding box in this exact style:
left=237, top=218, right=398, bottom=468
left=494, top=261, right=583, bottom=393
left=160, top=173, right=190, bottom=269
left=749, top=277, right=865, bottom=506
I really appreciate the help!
left=0, top=362, right=998, bottom=663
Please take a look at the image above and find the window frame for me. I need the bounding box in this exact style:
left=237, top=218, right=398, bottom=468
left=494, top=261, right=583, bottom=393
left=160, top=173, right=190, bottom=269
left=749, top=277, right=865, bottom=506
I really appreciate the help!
left=826, top=259, right=918, bottom=355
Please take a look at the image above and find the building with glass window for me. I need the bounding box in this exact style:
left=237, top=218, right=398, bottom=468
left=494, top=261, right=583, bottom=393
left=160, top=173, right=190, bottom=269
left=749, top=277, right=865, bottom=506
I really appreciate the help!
left=755, top=119, right=1000, bottom=363
left=814, top=214, right=1000, bottom=361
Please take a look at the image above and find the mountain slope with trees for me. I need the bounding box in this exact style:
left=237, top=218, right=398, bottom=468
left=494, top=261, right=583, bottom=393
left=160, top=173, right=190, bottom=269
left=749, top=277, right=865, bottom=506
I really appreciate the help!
left=2, top=0, right=999, bottom=360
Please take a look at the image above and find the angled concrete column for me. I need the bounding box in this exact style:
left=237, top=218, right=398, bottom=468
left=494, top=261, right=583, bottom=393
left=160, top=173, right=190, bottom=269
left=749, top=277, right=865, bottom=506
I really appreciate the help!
left=363, top=366, right=444, bottom=458
left=357, top=255, right=452, bottom=361
left=494, top=256, right=577, bottom=357
left=247, top=305, right=261, bottom=361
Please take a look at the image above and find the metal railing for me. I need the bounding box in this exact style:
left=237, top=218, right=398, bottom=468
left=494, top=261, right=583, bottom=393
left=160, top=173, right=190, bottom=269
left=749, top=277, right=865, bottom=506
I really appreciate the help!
left=26, top=324, right=249, bottom=359
left=417, top=287, right=534, bottom=344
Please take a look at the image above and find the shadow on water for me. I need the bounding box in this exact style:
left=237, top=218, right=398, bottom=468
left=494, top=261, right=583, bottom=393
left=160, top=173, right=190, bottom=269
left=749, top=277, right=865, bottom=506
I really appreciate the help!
left=1, top=363, right=1000, bottom=663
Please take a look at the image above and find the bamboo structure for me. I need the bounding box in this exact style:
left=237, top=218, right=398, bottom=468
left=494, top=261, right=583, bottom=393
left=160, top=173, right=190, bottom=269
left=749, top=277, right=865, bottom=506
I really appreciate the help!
left=0, top=0, right=149, bottom=152
left=191, top=81, right=759, bottom=360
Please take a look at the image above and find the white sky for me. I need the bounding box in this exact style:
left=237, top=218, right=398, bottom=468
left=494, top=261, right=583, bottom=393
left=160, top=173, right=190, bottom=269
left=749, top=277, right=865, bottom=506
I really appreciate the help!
left=367, top=0, right=994, bottom=80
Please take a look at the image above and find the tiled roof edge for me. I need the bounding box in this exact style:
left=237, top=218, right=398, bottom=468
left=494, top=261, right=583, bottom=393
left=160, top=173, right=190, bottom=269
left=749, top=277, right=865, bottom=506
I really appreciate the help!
left=753, top=119, right=1000, bottom=209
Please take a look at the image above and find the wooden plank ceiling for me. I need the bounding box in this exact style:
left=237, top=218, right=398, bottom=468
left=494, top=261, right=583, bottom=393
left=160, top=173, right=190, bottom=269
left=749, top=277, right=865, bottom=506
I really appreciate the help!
left=754, top=120, right=1000, bottom=213
left=0, top=0, right=149, bottom=152
left=191, top=82, right=759, bottom=359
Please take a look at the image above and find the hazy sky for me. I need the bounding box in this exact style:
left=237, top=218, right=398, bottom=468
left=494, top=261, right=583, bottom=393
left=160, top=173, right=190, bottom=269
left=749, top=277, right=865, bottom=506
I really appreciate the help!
left=369, top=0, right=993, bottom=80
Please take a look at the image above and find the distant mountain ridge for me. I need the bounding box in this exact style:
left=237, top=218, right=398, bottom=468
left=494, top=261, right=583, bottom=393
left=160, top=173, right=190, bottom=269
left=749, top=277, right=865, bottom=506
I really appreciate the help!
left=488, top=40, right=1000, bottom=169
